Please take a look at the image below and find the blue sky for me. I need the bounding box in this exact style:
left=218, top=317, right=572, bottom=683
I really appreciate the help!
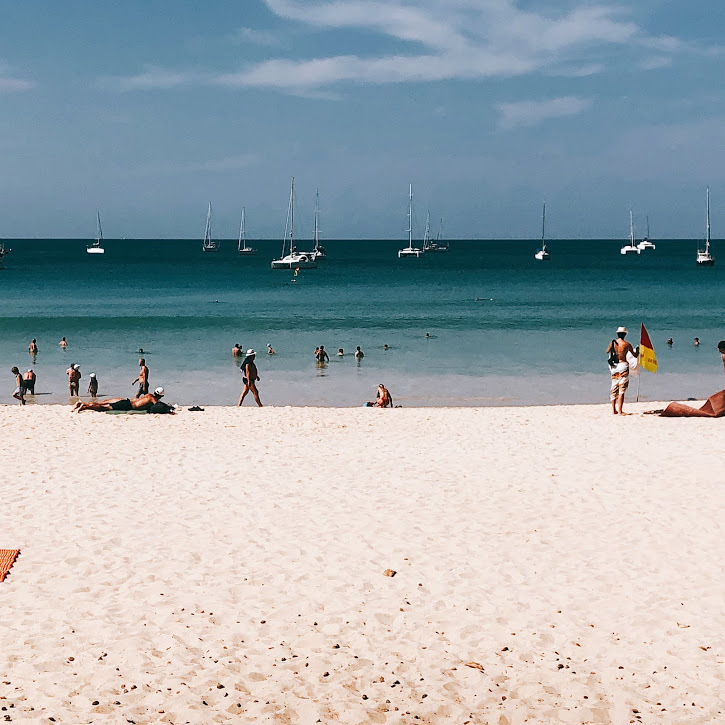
left=1, top=0, right=724, bottom=239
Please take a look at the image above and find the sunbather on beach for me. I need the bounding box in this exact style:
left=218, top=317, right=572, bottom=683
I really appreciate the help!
left=74, top=387, right=168, bottom=413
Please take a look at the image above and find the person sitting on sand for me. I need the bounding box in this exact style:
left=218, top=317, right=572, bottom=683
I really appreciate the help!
left=11, top=367, right=25, bottom=405
left=87, top=372, right=98, bottom=397
left=376, top=384, right=393, bottom=408
left=74, top=387, right=169, bottom=413
left=22, top=369, right=36, bottom=395
left=719, top=341, right=725, bottom=373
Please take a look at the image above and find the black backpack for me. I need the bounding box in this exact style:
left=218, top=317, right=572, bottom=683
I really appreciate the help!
left=608, top=340, right=619, bottom=367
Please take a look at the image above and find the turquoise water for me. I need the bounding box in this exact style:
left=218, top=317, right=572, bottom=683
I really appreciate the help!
left=0, top=239, right=722, bottom=406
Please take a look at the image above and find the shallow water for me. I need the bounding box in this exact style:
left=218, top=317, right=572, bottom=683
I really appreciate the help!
left=0, top=238, right=722, bottom=406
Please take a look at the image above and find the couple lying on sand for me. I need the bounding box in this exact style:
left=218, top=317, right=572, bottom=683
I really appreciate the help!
left=73, top=387, right=174, bottom=414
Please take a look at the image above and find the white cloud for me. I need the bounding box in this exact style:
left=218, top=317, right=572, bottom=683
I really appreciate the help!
left=640, top=56, right=672, bottom=70
left=231, top=27, right=279, bottom=47
left=104, top=1, right=696, bottom=94
left=98, top=66, right=203, bottom=91
left=495, top=96, right=593, bottom=129
left=0, top=61, right=34, bottom=92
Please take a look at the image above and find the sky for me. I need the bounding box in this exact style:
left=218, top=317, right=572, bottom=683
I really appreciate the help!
left=1, top=0, right=725, bottom=239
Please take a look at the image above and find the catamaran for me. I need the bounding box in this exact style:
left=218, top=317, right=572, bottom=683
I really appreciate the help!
left=637, top=215, right=655, bottom=251
left=271, top=177, right=317, bottom=270
left=307, top=188, right=326, bottom=261
left=534, top=203, right=550, bottom=260
left=398, top=184, right=425, bottom=258
left=697, top=187, right=715, bottom=266
left=620, top=211, right=640, bottom=255
left=237, top=208, right=257, bottom=256
left=202, top=202, right=220, bottom=252
left=86, top=212, right=105, bottom=254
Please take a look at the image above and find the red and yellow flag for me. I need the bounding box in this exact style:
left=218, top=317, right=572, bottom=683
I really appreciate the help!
left=640, top=323, right=658, bottom=373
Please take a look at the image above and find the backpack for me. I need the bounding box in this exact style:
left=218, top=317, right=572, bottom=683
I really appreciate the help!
left=608, top=340, right=619, bottom=367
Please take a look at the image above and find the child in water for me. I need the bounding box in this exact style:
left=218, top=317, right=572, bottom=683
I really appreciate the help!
left=88, top=373, right=99, bottom=398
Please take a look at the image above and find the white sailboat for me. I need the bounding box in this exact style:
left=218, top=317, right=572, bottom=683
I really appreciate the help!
left=398, top=184, right=425, bottom=258
left=86, top=211, right=105, bottom=254
left=426, top=217, right=449, bottom=253
left=697, top=186, right=715, bottom=266
left=534, top=203, right=550, bottom=260
left=307, top=189, right=326, bottom=260
left=620, top=211, right=640, bottom=255
left=271, top=177, right=317, bottom=270
left=637, top=215, right=655, bottom=251
left=237, top=208, right=257, bottom=256
left=202, top=202, right=220, bottom=252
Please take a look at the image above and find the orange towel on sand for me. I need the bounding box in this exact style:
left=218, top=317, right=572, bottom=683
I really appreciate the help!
left=0, top=549, right=20, bottom=582
left=660, top=390, right=725, bottom=418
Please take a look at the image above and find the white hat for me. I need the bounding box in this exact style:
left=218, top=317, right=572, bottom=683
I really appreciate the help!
left=73, top=363, right=80, bottom=369
left=27, top=369, right=33, bottom=373
left=153, top=386, right=165, bottom=396
left=246, top=349, right=255, bottom=356
left=617, top=326, right=627, bottom=334
left=89, top=372, right=96, bottom=378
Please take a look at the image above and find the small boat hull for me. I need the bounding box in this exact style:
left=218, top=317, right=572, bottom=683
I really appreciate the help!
left=620, top=245, right=640, bottom=255
left=271, top=254, right=317, bottom=270
left=696, top=253, right=715, bottom=266
left=238, top=248, right=257, bottom=256
left=86, top=247, right=105, bottom=254
left=534, top=249, right=550, bottom=260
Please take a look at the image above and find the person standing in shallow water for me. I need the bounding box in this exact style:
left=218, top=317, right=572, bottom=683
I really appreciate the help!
left=28, top=338, right=38, bottom=355
left=133, top=358, right=149, bottom=396
left=11, top=367, right=25, bottom=405
left=238, top=349, right=263, bottom=407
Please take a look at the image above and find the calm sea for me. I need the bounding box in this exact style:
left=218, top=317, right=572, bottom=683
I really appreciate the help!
left=0, top=239, right=722, bottom=406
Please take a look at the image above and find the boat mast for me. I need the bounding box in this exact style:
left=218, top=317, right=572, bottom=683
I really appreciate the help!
left=629, top=210, right=634, bottom=246
left=706, top=186, right=711, bottom=253
left=646, top=215, right=650, bottom=240
left=238, top=207, right=246, bottom=252
left=290, top=177, right=295, bottom=254
left=541, top=202, right=546, bottom=250
left=96, top=211, right=103, bottom=246
left=407, top=183, right=413, bottom=250
left=423, top=210, right=431, bottom=250
left=314, top=188, right=319, bottom=251
left=204, top=202, right=212, bottom=249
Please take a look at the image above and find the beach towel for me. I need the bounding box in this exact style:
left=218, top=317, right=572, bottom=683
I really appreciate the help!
left=0, top=549, right=20, bottom=582
left=660, top=390, right=725, bottom=418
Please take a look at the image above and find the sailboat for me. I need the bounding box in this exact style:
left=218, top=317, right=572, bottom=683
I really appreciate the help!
left=620, top=211, right=640, bottom=255
left=426, top=217, right=449, bottom=253
left=534, top=203, right=550, bottom=260
left=308, top=189, right=326, bottom=260
left=697, top=186, right=715, bottom=266
left=86, top=212, right=105, bottom=254
left=637, top=215, right=655, bottom=251
left=398, top=184, right=425, bottom=258
left=237, top=208, right=257, bottom=256
left=271, top=177, right=317, bottom=270
left=202, top=202, right=220, bottom=252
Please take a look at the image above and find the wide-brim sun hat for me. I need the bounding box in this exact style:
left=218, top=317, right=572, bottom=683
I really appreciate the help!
left=89, top=373, right=96, bottom=377
left=154, top=387, right=165, bottom=396
left=617, top=326, right=628, bottom=334
left=246, top=349, right=255, bottom=356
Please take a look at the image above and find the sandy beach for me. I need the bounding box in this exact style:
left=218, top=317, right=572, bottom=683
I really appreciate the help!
left=1, top=402, right=724, bottom=724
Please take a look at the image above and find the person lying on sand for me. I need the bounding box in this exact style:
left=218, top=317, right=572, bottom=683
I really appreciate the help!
left=365, top=384, right=393, bottom=408
left=73, top=387, right=171, bottom=413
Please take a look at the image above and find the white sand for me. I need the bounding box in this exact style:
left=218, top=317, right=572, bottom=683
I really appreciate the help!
left=1, top=402, right=724, bottom=724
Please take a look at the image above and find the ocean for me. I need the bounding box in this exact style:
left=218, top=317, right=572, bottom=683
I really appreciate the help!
left=0, top=238, right=722, bottom=407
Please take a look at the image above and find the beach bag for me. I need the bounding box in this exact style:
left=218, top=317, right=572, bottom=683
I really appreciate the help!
left=607, top=340, right=618, bottom=368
